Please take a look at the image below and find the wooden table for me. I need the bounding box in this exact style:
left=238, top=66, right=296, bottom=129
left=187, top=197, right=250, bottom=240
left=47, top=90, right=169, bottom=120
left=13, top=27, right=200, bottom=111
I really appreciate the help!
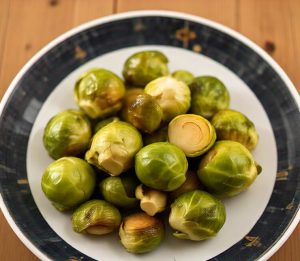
left=0, top=0, right=299, bottom=260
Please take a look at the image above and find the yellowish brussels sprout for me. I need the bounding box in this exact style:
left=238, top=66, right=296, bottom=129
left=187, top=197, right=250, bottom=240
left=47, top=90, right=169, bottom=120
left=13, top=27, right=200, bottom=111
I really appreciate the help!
left=85, top=121, right=143, bottom=176
left=119, top=212, right=165, bottom=253
left=74, top=68, right=125, bottom=119
left=198, top=141, right=262, bottom=197
left=41, top=157, right=96, bottom=211
left=172, top=70, right=194, bottom=85
left=168, top=114, right=216, bottom=157
left=135, top=142, right=188, bottom=191
left=122, top=50, right=169, bottom=86
left=169, top=190, right=226, bottom=241
left=72, top=199, right=121, bottom=235
left=144, top=76, right=191, bottom=122
left=211, top=109, right=259, bottom=150
left=189, top=76, right=230, bottom=119
left=135, top=184, right=167, bottom=216
left=94, top=117, right=119, bottom=133
left=43, top=109, right=91, bottom=159
left=99, top=175, right=138, bottom=209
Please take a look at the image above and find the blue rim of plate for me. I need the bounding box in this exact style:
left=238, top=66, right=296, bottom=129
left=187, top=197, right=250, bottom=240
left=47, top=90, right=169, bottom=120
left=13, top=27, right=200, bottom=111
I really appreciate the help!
left=0, top=11, right=299, bottom=261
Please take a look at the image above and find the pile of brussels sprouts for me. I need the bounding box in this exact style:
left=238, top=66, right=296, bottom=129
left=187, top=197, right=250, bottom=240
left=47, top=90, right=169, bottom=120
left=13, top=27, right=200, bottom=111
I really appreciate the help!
left=41, top=50, right=262, bottom=254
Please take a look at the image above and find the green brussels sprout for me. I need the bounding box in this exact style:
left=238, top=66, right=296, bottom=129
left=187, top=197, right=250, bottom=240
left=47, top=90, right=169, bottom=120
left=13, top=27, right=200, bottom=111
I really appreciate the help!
left=122, top=93, right=163, bottom=133
left=143, top=125, right=168, bottom=145
left=189, top=76, right=230, bottom=119
left=145, top=76, right=191, bottom=122
left=198, top=141, right=262, bottom=197
left=171, top=70, right=194, bottom=85
left=41, top=157, right=96, bottom=211
left=43, top=109, right=91, bottom=159
left=169, top=190, right=226, bottom=241
left=99, top=175, right=139, bottom=209
left=135, top=142, right=188, bottom=191
left=85, top=121, right=143, bottom=176
left=135, top=184, right=167, bottom=216
left=211, top=109, right=259, bottom=150
left=122, top=50, right=169, bottom=86
left=72, top=199, right=121, bottom=235
left=74, top=68, right=125, bottom=119
left=94, top=117, right=119, bottom=133
left=168, top=114, right=216, bottom=157
left=119, top=212, right=164, bottom=253
left=169, top=170, right=203, bottom=199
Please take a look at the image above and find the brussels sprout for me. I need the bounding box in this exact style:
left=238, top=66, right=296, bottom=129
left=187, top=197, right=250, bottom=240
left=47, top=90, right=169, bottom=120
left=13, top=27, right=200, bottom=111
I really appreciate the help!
left=143, top=125, right=168, bottom=145
left=119, top=212, right=164, bottom=253
left=198, top=141, right=262, bottom=197
left=122, top=93, right=163, bottom=133
left=169, top=190, right=226, bottom=241
left=172, top=70, right=194, bottom=85
left=135, top=142, right=188, bottom=191
left=72, top=199, right=121, bottom=235
left=41, top=157, right=96, bottom=211
left=94, top=117, right=119, bottom=133
left=43, top=109, right=91, bottom=159
left=168, top=114, right=216, bottom=157
left=211, top=109, right=259, bottom=150
left=74, top=68, right=125, bottom=119
left=86, top=121, right=143, bottom=176
left=122, top=50, right=169, bottom=86
left=189, top=76, right=230, bottom=119
left=145, top=76, right=191, bottom=122
left=169, top=170, right=203, bottom=199
left=135, top=184, right=167, bottom=216
left=99, top=175, right=139, bottom=208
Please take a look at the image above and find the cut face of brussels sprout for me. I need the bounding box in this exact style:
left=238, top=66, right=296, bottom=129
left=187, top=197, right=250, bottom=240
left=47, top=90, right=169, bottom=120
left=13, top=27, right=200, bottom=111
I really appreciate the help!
left=189, top=76, right=230, bottom=119
left=211, top=109, right=259, bottom=150
left=74, top=68, right=125, bottom=119
left=135, top=142, right=188, bottom=191
left=43, top=109, right=92, bottom=159
left=168, top=114, right=216, bottom=157
left=143, top=125, right=168, bottom=145
left=198, top=140, right=261, bottom=197
left=85, top=121, right=143, bottom=176
left=122, top=50, right=169, bottom=86
left=99, top=175, right=138, bottom=208
left=94, top=117, right=119, bottom=133
left=135, top=184, right=167, bottom=216
left=171, top=70, right=194, bottom=85
left=144, top=76, right=191, bottom=122
left=119, top=212, right=164, bottom=253
left=72, top=200, right=121, bottom=235
left=41, top=157, right=96, bottom=211
left=169, top=190, right=226, bottom=241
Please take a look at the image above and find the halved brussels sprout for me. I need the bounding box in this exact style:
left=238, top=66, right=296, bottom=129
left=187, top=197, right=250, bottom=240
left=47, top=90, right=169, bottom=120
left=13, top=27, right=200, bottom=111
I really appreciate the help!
left=119, top=212, right=164, bottom=253
left=122, top=50, right=169, bottom=86
left=143, top=125, right=168, bottom=145
left=168, top=114, right=216, bottom=157
left=144, top=76, right=191, bottom=122
left=169, top=190, right=226, bottom=241
left=99, top=175, right=138, bottom=209
left=211, top=109, right=259, bottom=150
left=135, top=142, right=188, bottom=191
left=74, top=68, right=125, bottom=119
left=41, top=157, right=96, bottom=211
left=122, top=92, right=163, bottom=133
left=169, top=170, right=203, bottom=199
left=72, top=199, right=121, bottom=235
left=86, top=121, right=143, bottom=176
left=172, top=70, right=194, bottom=85
left=189, top=76, right=230, bottom=119
left=198, top=141, right=262, bottom=197
left=135, top=184, right=167, bottom=216
left=94, top=117, right=119, bottom=133
left=43, top=109, right=91, bottom=159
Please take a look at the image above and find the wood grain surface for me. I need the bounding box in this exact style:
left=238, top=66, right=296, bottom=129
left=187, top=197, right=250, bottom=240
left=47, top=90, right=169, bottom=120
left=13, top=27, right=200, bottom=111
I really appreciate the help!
left=0, top=0, right=299, bottom=260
